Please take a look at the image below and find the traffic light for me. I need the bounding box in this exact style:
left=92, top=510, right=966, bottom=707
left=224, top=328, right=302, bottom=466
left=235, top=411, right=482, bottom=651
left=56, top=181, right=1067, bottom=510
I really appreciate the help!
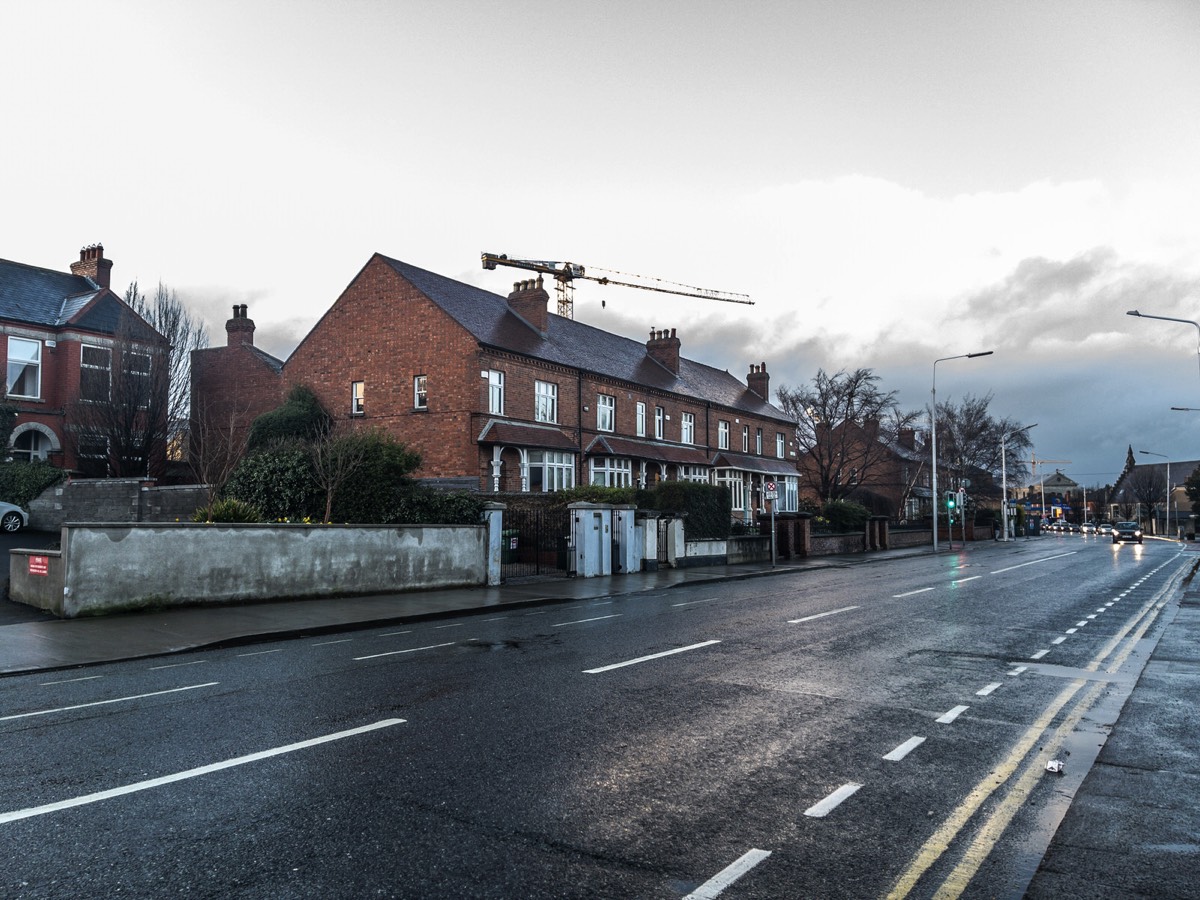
left=945, top=491, right=957, bottom=523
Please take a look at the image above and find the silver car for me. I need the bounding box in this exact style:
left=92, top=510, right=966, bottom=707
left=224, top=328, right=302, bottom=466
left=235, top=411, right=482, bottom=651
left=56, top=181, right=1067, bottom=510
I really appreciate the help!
left=0, top=501, right=28, bottom=532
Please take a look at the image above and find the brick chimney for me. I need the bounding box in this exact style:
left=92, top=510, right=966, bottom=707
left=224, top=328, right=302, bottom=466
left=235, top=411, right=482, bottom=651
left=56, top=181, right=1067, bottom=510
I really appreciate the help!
left=507, top=277, right=550, bottom=334
left=898, top=428, right=917, bottom=450
left=747, top=361, right=769, bottom=399
left=226, top=304, right=255, bottom=346
left=646, top=327, right=681, bottom=374
left=70, top=243, right=112, bottom=290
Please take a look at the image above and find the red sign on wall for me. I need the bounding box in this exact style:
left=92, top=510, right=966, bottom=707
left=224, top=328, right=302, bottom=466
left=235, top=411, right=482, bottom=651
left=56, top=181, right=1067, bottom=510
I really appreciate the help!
left=28, top=556, right=49, bottom=577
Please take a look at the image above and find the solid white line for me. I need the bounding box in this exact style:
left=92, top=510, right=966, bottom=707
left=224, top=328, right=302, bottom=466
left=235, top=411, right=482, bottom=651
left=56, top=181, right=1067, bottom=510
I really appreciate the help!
left=684, top=848, right=772, bottom=899
left=804, top=783, right=863, bottom=818
left=788, top=605, right=859, bottom=624
left=937, top=705, right=969, bottom=724
left=354, top=642, right=456, bottom=661
left=990, top=552, right=1077, bottom=574
left=1031, top=649, right=1050, bottom=659
left=883, top=736, right=926, bottom=761
left=0, top=719, right=404, bottom=825
left=0, top=683, right=219, bottom=722
left=893, top=587, right=935, bottom=598
left=237, top=649, right=283, bottom=657
left=584, top=640, right=721, bottom=674
left=1052, top=636, right=1066, bottom=645
left=552, top=614, right=621, bottom=627
left=976, top=683, right=1003, bottom=696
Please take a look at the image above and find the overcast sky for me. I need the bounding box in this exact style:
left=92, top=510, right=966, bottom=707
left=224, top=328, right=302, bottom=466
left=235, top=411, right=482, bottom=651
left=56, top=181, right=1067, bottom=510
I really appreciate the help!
left=5, top=0, right=1199, bottom=487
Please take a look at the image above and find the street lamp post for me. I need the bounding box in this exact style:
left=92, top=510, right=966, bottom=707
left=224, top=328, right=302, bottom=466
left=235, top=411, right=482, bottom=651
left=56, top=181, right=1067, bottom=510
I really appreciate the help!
left=1127, top=310, right=1200, bottom=385
left=931, top=350, right=994, bottom=552
left=1001, top=423, right=1037, bottom=542
left=1139, top=450, right=1172, bottom=538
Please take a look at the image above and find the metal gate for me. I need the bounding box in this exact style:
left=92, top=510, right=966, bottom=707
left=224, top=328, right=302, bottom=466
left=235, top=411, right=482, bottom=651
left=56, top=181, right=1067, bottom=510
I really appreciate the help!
left=502, top=506, right=572, bottom=581
left=657, top=517, right=672, bottom=566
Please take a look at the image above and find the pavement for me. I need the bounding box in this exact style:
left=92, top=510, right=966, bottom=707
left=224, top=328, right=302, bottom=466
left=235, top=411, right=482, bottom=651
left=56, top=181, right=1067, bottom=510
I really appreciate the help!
left=2, top=539, right=1197, bottom=895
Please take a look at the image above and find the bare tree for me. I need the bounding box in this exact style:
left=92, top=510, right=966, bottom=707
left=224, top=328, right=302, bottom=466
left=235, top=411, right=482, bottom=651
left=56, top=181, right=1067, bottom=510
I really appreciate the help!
left=1121, top=465, right=1166, bottom=524
left=935, top=393, right=1033, bottom=490
left=189, top=397, right=253, bottom=520
left=125, top=281, right=209, bottom=460
left=309, top=421, right=371, bottom=523
left=777, top=368, right=921, bottom=503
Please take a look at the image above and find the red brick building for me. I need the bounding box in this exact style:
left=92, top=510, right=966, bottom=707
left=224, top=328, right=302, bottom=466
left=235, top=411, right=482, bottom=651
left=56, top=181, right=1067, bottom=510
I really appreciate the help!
left=192, top=253, right=801, bottom=519
left=0, top=245, right=169, bottom=475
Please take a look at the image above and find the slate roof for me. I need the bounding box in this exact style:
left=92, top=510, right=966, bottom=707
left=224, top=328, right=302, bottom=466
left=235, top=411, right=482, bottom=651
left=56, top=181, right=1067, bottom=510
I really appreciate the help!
left=0, top=256, right=162, bottom=342
left=585, top=435, right=712, bottom=466
left=380, top=255, right=791, bottom=424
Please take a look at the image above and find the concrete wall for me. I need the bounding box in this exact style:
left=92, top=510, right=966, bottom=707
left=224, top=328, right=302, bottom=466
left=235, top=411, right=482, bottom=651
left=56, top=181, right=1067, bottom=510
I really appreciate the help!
left=728, top=534, right=771, bottom=563
left=8, top=550, right=64, bottom=613
left=13, top=523, right=486, bottom=617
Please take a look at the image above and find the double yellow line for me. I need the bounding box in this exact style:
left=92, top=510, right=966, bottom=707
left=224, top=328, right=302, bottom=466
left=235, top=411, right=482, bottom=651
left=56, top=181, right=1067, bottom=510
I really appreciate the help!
left=886, top=569, right=1183, bottom=899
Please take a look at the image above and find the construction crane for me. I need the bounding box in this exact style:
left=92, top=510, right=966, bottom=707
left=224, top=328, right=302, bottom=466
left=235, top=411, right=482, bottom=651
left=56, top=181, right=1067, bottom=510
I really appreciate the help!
left=481, top=252, right=753, bottom=320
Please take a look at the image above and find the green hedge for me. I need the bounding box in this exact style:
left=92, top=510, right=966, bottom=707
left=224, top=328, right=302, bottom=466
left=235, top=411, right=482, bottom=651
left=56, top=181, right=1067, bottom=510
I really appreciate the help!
left=0, top=461, right=66, bottom=510
left=642, top=481, right=731, bottom=540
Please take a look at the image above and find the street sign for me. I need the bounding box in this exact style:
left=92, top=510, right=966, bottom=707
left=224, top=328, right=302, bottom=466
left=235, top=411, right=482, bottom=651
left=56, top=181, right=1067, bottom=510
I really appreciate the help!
left=764, top=480, right=778, bottom=500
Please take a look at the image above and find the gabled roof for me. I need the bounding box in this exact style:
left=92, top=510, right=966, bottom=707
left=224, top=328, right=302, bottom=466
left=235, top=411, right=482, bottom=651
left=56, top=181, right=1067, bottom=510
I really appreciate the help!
left=0, top=256, right=162, bottom=342
left=379, top=255, right=791, bottom=424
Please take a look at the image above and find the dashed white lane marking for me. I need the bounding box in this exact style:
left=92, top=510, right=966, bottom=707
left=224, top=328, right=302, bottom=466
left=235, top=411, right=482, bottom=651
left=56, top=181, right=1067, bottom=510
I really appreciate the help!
left=990, top=552, right=1076, bottom=574
left=377, top=630, right=412, bottom=637
left=1031, top=649, right=1050, bottom=659
left=804, top=783, right=863, bottom=818
left=354, top=642, right=456, bottom=661
left=1095, top=608, right=1107, bottom=613
left=312, top=639, right=353, bottom=646
left=0, top=683, right=219, bottom=722
left=1008, top=666, right=1028, bottom=676
left=237, top=649, right=283, bottom=657
left=1052, top=636, right=1067, bottom=645
left=937, top=705, right=970, bottom=724
left=1066, top=628, right=1078, bottom=634
left=893, top=587, right=935, bottom=598
left=0, top=719, right=405, bottom=825
left=551, top=614, right=621, bottom=627
left=788, top=605, right=859, bottom=624
left=976, top=683, right=1002, bottom=696
left=1087, top=614, right=1098, bottom=620
left=672, top=597, right=720, bottom=608
left=953, top=576, right=982, bottom=585
left=1076, top=621, right=1088, bottom=627
left=884, top=736, right=926, bottom=761
left=583, top=640, right=721, bottom=674
left=434, top=623, right=464, bottom=630
left=148, top=660, right=207, bottom=670
left=39, top=675, right=102, bottom=686
left=684, top=848, right=772, bottom=899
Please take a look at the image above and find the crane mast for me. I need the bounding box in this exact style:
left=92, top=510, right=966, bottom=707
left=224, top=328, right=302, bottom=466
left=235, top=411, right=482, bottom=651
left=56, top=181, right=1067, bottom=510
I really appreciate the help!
left=481, top=252, right=753, bottom=320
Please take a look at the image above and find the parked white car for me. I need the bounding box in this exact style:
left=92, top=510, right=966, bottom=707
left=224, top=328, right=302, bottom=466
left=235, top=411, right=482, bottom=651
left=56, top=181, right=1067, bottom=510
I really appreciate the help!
left=0, top=501, right=28, bottom=532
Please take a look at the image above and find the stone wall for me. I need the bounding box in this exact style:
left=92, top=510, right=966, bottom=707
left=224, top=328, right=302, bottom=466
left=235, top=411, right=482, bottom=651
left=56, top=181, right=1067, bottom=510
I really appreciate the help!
left=29, top=480, right=209, bottom=530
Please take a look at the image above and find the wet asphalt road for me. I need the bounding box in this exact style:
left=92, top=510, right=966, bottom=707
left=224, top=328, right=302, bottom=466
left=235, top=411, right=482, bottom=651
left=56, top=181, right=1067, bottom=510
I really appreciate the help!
left=0, top=537, right=1188, bottom=898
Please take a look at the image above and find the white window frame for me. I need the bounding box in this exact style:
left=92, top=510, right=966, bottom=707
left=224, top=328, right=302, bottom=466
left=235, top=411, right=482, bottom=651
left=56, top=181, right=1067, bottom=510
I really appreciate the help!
left=351, top=381, right=365, bottom=415
left=781, top=476, right=799, bottom=512
left=6, top=337, right=42, bottom=400
left=124, top=350, right=152, bottom=409
left=718, top=420, right=730, bottom=450
left=715, top=468, right=745, bottom=512
left=528, top=449, right=574, bottom=491
left=756, top=428, right=763, bottom=455
left=678, top=465, right=709, bottom=483
left=487, top=370, right=504, bottom=415
left=597, top=394, right=615, bottom=432
left=636, top=402, right=646, bottom=437
left=654, top=406, right=665, bottom=440
left=741, top=425, right=749, bottom=453
left=413, top=374, right=428, bottom=409
left=535, top=380, right=558, bottom=423
left=776, top=432, right=785, bottom=459
left=680, top=412, right=695, bottom=445
left=590, top=456, right=632, bottom=487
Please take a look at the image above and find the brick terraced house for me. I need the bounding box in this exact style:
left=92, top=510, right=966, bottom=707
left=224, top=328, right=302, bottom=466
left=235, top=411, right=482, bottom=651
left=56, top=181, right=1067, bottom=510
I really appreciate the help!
left=192, top=254, right=801, bottom=519
left=0, top=245, right=169, bottom=475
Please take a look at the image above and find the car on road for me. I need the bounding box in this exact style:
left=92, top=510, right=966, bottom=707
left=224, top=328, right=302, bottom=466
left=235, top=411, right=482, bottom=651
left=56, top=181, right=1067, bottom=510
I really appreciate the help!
left=1113, top=521, right=1143, bottom=544
left=0, top=501, right=28, bottom=532
left=1097, top=523, right=1114, bottom=536
left=1081, top=522, right=1096, bottom=534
